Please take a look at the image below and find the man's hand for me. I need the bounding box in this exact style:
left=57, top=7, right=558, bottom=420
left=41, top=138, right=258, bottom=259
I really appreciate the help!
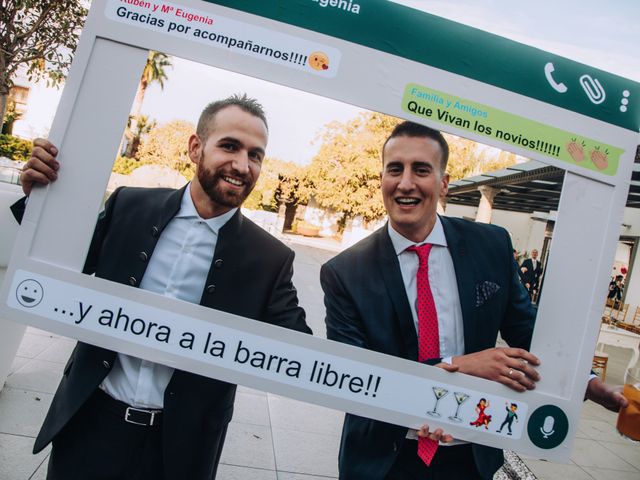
left=21, top=138, right=59, bottom=196
left=417, top=424, right=454, bottom=444
left=452, top=347, right=540, bottom=392
left=585, top=377, right=627, bottom=412
left=435, top=362, right=459, bottom=373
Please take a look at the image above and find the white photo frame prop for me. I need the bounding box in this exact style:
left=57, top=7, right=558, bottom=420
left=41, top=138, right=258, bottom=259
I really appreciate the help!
left=2, top=0, right=639, bottom=461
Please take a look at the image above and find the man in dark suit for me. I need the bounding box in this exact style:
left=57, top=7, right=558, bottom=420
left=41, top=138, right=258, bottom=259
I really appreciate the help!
left=320, top=121, right=626, bottom=479
left=14, top=94, right=311, bottom=479
left=520, top=249, right=543, bottom=298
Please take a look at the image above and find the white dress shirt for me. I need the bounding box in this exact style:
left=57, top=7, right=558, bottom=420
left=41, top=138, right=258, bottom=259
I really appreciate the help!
left=100, top=184, right=237, bottom=408
left=388, top=218, right=465, bottom=359
left=388, top=218, right=466, bottom=444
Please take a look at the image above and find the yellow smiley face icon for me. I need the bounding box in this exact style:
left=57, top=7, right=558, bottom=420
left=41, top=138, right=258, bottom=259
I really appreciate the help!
left=308, top=51, right=329, bottom=71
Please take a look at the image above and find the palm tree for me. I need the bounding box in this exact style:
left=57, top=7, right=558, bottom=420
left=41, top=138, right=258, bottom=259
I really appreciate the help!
left=124, top=114, right=156, bottom=158
left=123, top=51, right=172, bottom=157
left=132, top=51, right=172, bottom=120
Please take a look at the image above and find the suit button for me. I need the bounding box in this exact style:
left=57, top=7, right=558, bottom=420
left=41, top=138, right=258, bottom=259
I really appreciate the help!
left=102, top=361, right=110, bottom=368
left=214, top=259, right=223, bottom=269
left=206, top=284, right=216, bottom=294
left=139, top=251, right=148, bottom=262
left=151, top=226, right=159, bottom=237
left=129, top=276, right=137, bottom=286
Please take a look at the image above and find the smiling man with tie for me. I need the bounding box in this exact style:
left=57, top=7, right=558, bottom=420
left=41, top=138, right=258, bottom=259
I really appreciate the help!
left=320, top=121, right=625, bottom=479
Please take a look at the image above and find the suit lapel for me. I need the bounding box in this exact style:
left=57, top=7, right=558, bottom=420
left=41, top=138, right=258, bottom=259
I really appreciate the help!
left=155, top=185, right=187, bottom=234
left=440, top=216, right=478, bottom=352
left=376, top=226, right=418, bottom=361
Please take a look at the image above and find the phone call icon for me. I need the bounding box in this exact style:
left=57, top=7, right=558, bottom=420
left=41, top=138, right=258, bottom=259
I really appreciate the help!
left=544, top=62, right=568, bottom=93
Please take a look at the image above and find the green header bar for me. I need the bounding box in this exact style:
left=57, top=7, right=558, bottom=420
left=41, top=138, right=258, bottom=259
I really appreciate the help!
left=205, top=0, right=640, bottom=132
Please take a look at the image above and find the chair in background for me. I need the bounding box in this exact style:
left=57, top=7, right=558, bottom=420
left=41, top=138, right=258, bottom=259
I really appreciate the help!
left=604, top=298, right=615, bottom=313
left=612, top=303, right=629, bottom=323
left=592, top=349, right=609, bottom=381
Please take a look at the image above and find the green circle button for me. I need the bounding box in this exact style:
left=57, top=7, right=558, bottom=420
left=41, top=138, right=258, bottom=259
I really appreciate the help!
left=527, top=405, right=569, bottom=449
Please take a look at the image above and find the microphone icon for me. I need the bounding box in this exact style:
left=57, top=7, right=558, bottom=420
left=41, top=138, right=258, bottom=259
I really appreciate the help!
left=540, top=415, right=555, bottom=438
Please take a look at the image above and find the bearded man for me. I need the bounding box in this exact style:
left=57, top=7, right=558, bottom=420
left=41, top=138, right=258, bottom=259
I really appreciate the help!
left=12, top=94, right=311, bottom=480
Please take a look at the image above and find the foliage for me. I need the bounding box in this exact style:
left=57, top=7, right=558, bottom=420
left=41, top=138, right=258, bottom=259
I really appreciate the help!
left=245, top=157, right=305, bottom=211
left=124, top=114, right=156, bottom=158
left=0, top=1, right=88, bottom=126
left=112, top=156, right=150, bottom=175
left=1, top=100, right=22, bottom=135
left=445, top=135, right=518, bottom=181
left=0, top=133, right=32, bottom=161
left=135, top=119, right=195, bottom=179
left=305, top=112, right=400, bottom=224
left=305, top=112, right=520, bottom=227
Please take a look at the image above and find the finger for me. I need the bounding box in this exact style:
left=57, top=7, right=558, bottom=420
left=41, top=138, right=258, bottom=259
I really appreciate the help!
left=25, top=157, right=59, bottom=181
left=435, top=362, right=459, bottom=373
left=22, top=168, right=53, bottom=186
left=506, top=365, right=537, bottom=389
left=440, top=433, right=454, bottom=444
left=498, top=373, right=529, bottom=392
left=32, top=138, right=58, bottom=156
left=506, top=359, right=540, bottom=382
left=29, top=146, right=60, bottom=170
left=505, top=348, right=540, bottom=366
left=616, top=392, right=629, bottom=409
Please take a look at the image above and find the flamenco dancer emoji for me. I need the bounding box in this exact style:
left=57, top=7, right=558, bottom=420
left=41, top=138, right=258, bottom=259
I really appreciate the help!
left=470, top=398, right=492, bottom=429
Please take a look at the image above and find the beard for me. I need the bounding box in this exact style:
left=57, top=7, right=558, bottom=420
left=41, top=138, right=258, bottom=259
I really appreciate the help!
left=197, top=162, right=255, bottom=209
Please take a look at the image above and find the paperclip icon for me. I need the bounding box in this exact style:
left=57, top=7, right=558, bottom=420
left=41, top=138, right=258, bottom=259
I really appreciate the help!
left=579, top=75, right=606, bottom=104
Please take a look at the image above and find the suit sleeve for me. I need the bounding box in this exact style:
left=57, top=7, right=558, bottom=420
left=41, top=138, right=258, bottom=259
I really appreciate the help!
left=501, top=232, right=536, bottom=350
left=321, top=261, right=369, bottom=350
left=264, top=249, right=312, bottom=334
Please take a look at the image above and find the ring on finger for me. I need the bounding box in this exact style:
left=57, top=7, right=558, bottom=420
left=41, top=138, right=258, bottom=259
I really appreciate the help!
left=508, top=368, right=514, bottom=377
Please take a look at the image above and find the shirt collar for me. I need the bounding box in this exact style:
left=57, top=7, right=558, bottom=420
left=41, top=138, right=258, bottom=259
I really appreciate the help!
left=388, top=215, right=448, bottom=256
left=176, top=183, right=237, bottom=234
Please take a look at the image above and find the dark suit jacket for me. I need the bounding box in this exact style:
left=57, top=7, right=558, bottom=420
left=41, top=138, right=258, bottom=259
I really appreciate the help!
left=12, top=186, right=311, bottom=479
left=320, top=216, right=535, bottom=480
left=520, top=258, right=543, bottom=289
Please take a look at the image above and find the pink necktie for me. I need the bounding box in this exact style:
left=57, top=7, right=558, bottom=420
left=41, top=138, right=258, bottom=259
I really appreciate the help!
left=407, top=244, right=440, bottom=466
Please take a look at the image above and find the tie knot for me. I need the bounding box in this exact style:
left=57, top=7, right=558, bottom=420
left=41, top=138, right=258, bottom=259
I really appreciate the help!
left=407, top=243, right=433, bottom=265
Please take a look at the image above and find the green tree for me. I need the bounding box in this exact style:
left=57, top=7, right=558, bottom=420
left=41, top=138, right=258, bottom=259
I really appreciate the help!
left=305, top=112, right=400, bottom=228
left=136, top=119, right=195, bottom=179
left=124, top=114, right=156, bottom=158
left=124, top=51, right=173, bottom=157
left=304, top=112, right=519, bottom=230
left=0, top=133, right=32, bottom=161
left=445, top=135, right=518, bottom=181
left=1, top=100, right=22, bottom=135
left=0, top=1, right=87, bottom=129
left=244, top=157, right=306, bottom=211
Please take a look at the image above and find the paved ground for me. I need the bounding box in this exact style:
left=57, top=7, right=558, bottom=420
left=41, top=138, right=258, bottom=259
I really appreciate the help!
left=1, top=238, right=639, bottom=479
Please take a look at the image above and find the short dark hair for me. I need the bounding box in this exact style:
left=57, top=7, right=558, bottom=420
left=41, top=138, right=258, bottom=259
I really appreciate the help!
left=382, top=121, right=449, bottom=174
left=196, top=93, right=268, bottom=141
